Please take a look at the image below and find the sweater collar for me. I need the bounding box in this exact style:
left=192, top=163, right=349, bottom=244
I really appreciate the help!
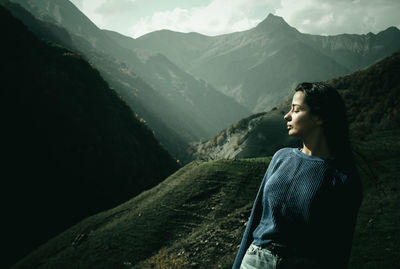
left=294, top=147, right=334, bottom=163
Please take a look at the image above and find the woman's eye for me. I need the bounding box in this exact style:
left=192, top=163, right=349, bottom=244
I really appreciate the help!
left=294, top=110, right=299, bottom=113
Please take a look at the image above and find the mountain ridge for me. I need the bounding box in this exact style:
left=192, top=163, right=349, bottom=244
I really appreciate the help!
left=132, top=14, right=400, bottom=112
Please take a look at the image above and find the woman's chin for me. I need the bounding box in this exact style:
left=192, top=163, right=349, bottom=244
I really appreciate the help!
left=288, top=130, right=301, bottom=138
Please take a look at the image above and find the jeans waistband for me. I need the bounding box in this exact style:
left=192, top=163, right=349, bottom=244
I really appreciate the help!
left=251, top=243, right=293, bottom=257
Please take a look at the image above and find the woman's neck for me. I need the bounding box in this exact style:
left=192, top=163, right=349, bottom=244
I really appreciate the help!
left=301, top=132, right=333, bottom=159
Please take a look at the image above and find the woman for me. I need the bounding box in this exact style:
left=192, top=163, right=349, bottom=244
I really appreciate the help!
left=233, top=82, right=362, bottom=269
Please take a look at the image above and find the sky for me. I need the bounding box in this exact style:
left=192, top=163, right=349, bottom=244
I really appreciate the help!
left=69, top=0, right=400, bottom=38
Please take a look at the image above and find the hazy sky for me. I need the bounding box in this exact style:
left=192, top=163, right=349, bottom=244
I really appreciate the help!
left=69, top=0, right=400, bottom=38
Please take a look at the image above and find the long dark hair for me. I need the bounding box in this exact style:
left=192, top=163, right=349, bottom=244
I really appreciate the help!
left=294, top=82, right=358, bottom=179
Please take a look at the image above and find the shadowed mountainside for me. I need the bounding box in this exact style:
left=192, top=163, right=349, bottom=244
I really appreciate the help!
left=2, top=0, right=199, bottom=162
left=330, top=50, right=400, bottom=136
left=8, top=0, right=250, bottom=163
left=1, top=6, right=179, bottom=268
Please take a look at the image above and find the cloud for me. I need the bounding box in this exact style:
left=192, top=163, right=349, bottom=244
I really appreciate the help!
left=276, top=0, right=400, bottom=35
left=76, top=0, right=107, bottom=28
left=69, top=0, right=83, bottom=10
left=95, top=0, right=138, bottom=15
left=71, top=0, right=400, bottom=38
left=129, top=0, right=277, bottom=37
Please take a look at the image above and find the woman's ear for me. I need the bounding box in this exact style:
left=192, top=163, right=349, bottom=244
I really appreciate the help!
left=312, top=115, right=323, bottom=126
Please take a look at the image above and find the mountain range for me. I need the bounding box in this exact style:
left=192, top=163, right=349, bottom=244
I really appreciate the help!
left=7, top=0, right=400, bottom=162
left=131, top=14, right=400, bottom=112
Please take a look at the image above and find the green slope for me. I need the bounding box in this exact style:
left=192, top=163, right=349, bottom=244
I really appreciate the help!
left=11, top=158, right=271, bottom=269
left=348, top=130, right=400, bottom=269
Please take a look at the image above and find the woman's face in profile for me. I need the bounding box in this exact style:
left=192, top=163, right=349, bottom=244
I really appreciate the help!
left=284, top=91, right=320, bottom=139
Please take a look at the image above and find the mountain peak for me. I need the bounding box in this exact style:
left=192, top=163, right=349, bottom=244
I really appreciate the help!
left=381, top=26, right=400, bottom=34
left=257, top=13, right=288, bottom=27
left=255, top=13, right=294, bottom=34
left=266, top=13, right=286, bottom=23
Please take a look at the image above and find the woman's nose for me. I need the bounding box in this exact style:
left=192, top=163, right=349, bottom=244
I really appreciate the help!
left=284, top=112, right=291, bottom=121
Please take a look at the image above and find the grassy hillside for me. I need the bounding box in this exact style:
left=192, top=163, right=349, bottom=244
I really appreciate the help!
left=11, top=129, right=400, bottom=268
left=11, top=158, right=270, bottom=269
left=1, top=5, right=179, bottom=268
left=349, top=130, right=400, bottom=269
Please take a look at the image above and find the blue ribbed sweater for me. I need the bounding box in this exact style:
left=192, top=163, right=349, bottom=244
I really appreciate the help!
left=232, top=148, right=361, bottom=269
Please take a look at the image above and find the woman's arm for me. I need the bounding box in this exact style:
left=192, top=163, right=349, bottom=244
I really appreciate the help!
left=232, top=154, right=279, bottom=269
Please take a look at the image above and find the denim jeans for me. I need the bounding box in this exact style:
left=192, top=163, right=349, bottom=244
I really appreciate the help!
left=240, top=244, right=321, bottom=269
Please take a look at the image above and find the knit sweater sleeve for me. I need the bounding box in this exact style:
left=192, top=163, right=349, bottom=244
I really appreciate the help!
left=232, top=151, right=281, bottom=269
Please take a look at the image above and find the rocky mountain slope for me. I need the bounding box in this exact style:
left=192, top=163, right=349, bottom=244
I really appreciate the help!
left=191, top=102, right=301, bottom=160
left=0, top=5, right=179, bottom=268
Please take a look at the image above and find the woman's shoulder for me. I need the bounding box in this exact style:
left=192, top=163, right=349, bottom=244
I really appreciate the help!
left=267, top=147, right=297, bottom=167
left=272, top=147, right=295, bottom=158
